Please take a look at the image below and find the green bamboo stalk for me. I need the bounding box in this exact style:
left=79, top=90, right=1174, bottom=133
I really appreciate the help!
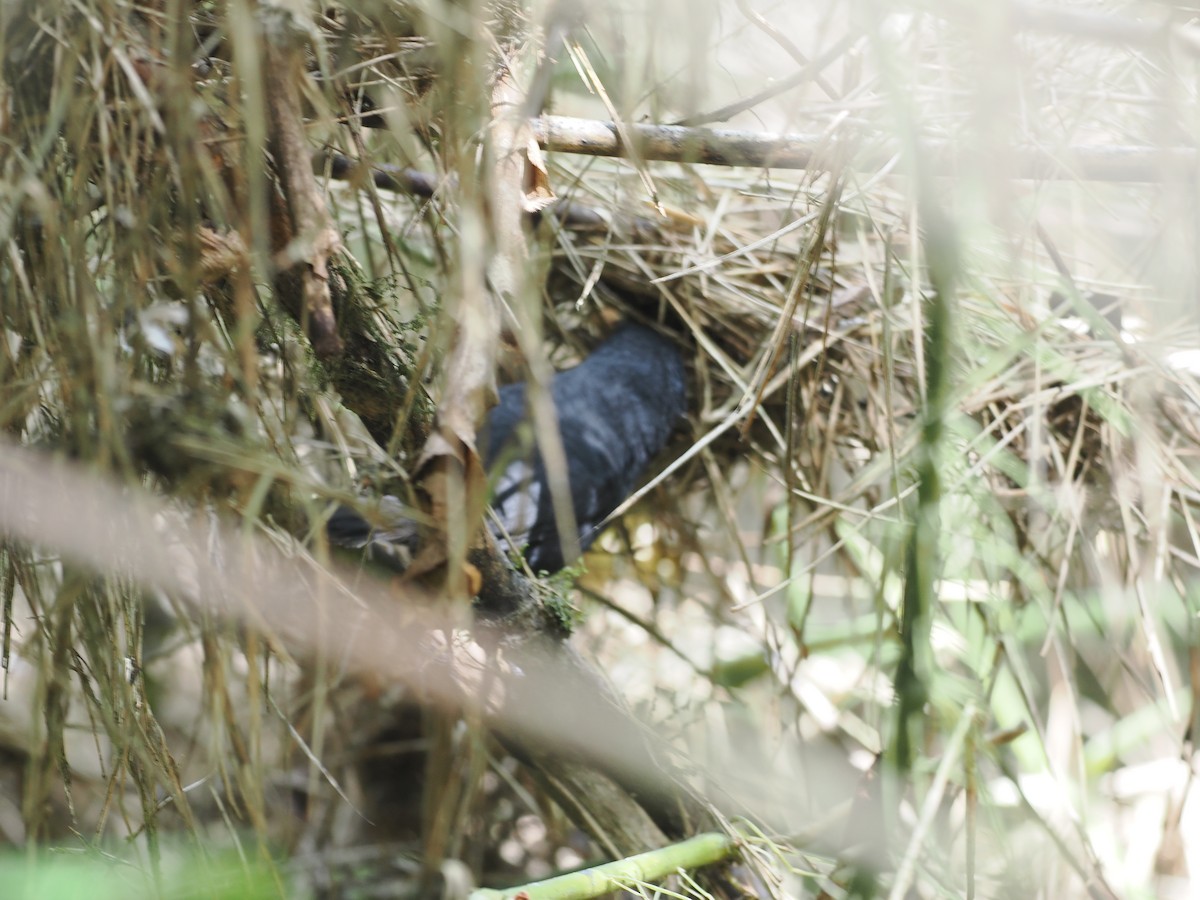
left=470, top=833, right=736, bottom=900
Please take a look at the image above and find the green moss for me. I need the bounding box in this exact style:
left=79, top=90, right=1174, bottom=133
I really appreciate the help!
left=536, top=561, right=587, bottom=635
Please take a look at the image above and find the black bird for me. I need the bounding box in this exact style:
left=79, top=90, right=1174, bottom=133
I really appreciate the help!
left=328, top=322, right=686, bottom=573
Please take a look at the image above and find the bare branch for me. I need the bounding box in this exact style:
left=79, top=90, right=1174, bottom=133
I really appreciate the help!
left=532, top=114, right=1199, bottom=182
left=263, top=8, right=345, bottom=359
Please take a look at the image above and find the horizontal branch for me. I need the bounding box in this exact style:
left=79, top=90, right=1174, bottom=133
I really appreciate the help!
left=531, top=114, right=1199, bottom=183
left=320, top=151, right=658, bottom=235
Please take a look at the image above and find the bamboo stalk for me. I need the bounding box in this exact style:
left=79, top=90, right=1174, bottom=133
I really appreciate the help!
left=469, top=832, right=736, bottom=900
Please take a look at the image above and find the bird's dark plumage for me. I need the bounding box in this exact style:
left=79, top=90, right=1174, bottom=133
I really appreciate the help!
left=329, top=323, right=686, bottom=573
left=484, top=323, right=686, bottom=571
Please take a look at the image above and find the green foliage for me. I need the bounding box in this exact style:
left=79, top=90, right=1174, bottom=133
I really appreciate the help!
left=0, top=851, right=277, bottom=900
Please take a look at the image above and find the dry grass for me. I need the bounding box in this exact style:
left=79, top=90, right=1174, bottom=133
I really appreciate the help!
left=2, top=0, right=1200, bottom=897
